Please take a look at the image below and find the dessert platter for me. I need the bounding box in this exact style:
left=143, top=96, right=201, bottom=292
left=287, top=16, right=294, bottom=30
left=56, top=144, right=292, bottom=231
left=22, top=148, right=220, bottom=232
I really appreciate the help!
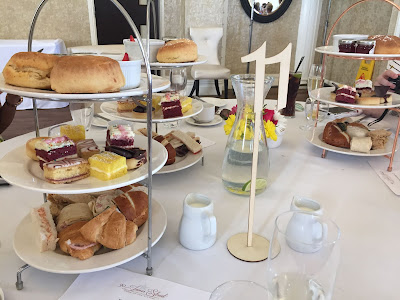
left=315, top=45, right=400, bottom=59
left=0, top=134, right=167, bottom=194
left=14, top=200, right=166, bottom=274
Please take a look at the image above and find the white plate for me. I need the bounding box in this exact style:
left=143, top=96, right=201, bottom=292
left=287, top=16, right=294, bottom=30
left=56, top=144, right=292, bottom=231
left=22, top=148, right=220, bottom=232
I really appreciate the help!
left=306, top=126, right=398, bottom=157
left=185, top=115, right=223, bottom=127
left=100, top=99, right=203, bottom=123
left=13, top=200, right=166, bottom=274
left=315, top=46, right=400, bottom=60
left=144, top=55, right=207, bottom=68
left=157, top=150, right=203, bottom=174
left=198, top=97, right=227, bottom=107
left=0, top=74, right=170, bottom=101
left=0, top=135, right=167, bottom=194
left=310, top=87, right=400, bottom=109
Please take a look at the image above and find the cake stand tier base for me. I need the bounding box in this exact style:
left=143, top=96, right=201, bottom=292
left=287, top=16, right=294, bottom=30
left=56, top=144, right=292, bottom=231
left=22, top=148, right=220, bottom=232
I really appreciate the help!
left=227, top=233, right=270, bottom=262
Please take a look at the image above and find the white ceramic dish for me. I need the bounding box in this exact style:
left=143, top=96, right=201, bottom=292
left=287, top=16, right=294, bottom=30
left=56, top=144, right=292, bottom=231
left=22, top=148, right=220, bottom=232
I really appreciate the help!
left=145, top=55, right=208, bottom=68
left=0, top=74, right=170, bottom=101
left=100, top=99, right=203, bottom=123
left=315, top=45, right=400, bottom=59
left=118, top=60, right=141, bottom=90
left=306, top=126, right=398, bottom=157
left=0, top=135, right=167, bottom=194
left=157, top=150, right=203, bottom=174
left=199, top=97, right=227, bottom=108
left=310, top=87, right=400, bottom=109
left=185, top=115, right=223, bottom=127
left=13, top=200, right=166, bottom=274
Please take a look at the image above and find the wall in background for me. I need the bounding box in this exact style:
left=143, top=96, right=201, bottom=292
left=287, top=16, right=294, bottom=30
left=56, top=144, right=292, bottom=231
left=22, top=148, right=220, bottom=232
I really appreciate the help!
left=0, top=0, right=91, bottom=48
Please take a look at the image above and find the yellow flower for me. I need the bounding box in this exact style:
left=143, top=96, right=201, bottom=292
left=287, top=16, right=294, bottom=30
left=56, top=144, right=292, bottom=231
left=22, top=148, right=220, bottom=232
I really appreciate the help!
left=264, top=120, right=277, bottom=141
left=224, top=114, right=236, bottom=135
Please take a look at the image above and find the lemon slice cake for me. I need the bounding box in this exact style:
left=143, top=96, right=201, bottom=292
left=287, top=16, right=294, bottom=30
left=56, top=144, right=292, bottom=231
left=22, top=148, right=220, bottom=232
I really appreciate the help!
left=60, top=125, right=85, bottom=143
left=88, top=152, right=127, bottom=181
left=180, top=96, right=192, bottom=114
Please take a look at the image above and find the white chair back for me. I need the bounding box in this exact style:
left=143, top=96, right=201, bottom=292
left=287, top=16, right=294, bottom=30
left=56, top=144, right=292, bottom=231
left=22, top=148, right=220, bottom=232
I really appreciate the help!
left=190, top=27, right=223, bottom=65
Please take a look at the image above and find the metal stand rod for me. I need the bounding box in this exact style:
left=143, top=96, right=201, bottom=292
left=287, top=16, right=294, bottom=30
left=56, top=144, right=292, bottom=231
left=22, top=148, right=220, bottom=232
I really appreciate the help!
left=246, top=0, right=255, bottom=74
left=16, top=264, right=30, bottom=290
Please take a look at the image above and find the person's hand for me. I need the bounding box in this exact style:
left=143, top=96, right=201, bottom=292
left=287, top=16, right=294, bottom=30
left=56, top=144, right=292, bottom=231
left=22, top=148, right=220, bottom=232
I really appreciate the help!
left=5, top=94, right=22, bottom=106
left=375, top=69, right=398, bottom=89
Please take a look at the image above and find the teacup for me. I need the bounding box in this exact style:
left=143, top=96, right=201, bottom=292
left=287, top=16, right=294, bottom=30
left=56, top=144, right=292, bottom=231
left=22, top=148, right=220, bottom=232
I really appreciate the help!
left=179, top=193, right=217, bottom=250
left=193, top=102, right=215, bottom=123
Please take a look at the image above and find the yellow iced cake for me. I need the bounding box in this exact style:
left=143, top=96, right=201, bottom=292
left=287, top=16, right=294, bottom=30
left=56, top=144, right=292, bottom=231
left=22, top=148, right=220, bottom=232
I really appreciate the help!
left=88, top=152, right=127, bottom=181
left=180, top=96, right=192, bottom=114
left=60, top=125, right=85, bottom=143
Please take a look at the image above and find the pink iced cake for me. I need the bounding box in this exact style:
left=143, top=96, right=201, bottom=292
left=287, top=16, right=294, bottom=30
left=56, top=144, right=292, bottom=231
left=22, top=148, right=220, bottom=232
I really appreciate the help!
left=160, top=93, right=183, bottom=119
left=35, top=136, right=77, bottom=169
left=106, top=124, right=135, bottom=149
left=335, top=85, right=357, bottom=104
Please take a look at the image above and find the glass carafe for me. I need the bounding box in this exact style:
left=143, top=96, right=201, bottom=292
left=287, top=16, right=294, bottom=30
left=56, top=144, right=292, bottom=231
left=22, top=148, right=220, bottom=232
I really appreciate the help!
left=222, top=74, right=274, bottom=196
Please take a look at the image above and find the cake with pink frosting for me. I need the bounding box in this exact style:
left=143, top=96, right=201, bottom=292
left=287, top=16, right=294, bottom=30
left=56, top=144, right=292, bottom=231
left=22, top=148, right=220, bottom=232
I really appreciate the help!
left=160, top=92, right=183, bottom=119
left=106, top=124, right=135, bottom=149
left=35, top=136, right=77, bottom=169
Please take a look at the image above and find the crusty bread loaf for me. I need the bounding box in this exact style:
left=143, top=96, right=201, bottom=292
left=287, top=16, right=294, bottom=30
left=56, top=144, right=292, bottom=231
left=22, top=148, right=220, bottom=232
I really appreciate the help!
left=156, top=39, right=198, bottom=63
left=368, top=35, right=400, bottom=54
left=125, top=220, right=138, bottom=246
left=322, top=122, right=351, bottom=148
left=2, top=52, right=60, bottom=89
left=50, top=55, right=125, bottom=93
left=26, top=137, right=50, bottom=161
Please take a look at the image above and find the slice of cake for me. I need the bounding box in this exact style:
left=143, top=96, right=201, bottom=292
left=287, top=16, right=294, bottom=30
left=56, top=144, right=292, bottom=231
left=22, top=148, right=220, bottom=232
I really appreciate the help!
left=106, top=124, right=135, bottom=149
left=180, top=96, right=193, bottom=114
left=76, top=139, right=100, bottom=159
left=160, top=93, right=183, bottom=119
left=60, top=125, right=85, bottom=143
left=117, top=98, right=135, bottom=113
left=105, top=146, right=147, bottom=170
left=335, top=85, right=357, bottom=104
left=43, top=158, right=90, bottom=184
left=88, top=152, right=127, bottom=181
left=35, top=136, right=77, bottom=169
left=355, top=79, right=373, bottom=96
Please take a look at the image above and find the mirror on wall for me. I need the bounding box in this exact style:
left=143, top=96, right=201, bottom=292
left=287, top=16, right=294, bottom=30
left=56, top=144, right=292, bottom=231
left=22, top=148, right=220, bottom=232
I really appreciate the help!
left=240, top=0, right=292, bottom=23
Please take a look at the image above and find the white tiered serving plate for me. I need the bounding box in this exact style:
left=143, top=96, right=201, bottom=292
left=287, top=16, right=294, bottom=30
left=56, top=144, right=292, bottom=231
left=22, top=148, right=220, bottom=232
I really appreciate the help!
left=0, top=135, right=167, bottom=194
left=100, top=98, right=203, bottom=123
left=13, top=199, right=166, bottom=274
left=144, top=55, right=207, bottom=68
left=306, top=126, right=398, bottom=157
left=315, top=46, right=400, bottom=60
left=157, top=150, right=203, bottom=174
left=0, top=74, right=170, bottom=101
left=310, top=87, right=400, bottom=109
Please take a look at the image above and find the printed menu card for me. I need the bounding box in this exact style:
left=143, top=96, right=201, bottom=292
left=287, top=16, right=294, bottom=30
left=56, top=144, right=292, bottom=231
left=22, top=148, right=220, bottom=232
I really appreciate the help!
left=60, top=267, right=210, bottom=300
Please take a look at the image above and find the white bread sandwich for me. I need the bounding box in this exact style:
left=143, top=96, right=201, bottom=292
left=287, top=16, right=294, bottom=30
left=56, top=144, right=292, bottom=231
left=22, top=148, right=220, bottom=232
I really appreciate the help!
left=56, top=203, right=93, bottom=232
left=30, top=202, right=58, bottom=252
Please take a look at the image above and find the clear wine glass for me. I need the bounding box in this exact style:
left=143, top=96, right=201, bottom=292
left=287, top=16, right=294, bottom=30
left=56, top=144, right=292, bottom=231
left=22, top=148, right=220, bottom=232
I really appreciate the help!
left=169, top=67, right=187, bottom=95
left=299, top=98, right=313, bottom=130
left=307, top=64, right=324, bottom=96
left=210, top=280, right=270, bottom=300
left=266, top=211, right=341, bottom=300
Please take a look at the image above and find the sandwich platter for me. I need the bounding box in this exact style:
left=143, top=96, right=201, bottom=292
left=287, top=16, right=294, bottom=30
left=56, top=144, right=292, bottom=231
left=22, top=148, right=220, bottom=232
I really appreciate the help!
left=315, top=46, right=400, bottom=60
left=144, top=55, right=208, bottom=68
left=157, top=150, right=203, bottom=174
left=0, top=74, right=170, bottom=101
left=306, top=126, right=399, bottom=157
left=100, top=98, right=203, bottom=123
left=13, top=199, right=167, bottom=274
left=309, top=87, right=400, bottom=109
left=0, top=135, right=168, bottom=194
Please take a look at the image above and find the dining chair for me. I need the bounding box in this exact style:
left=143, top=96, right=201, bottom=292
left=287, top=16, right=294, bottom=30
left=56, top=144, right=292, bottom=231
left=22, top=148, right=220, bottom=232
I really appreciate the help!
left=189, top=27, right=231, bottom=99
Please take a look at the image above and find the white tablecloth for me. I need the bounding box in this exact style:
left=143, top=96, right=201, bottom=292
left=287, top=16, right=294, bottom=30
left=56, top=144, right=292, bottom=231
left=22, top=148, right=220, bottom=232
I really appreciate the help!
left=0, top=100, right=400, bottom=299
left=0, top=39, right=68, bottom=110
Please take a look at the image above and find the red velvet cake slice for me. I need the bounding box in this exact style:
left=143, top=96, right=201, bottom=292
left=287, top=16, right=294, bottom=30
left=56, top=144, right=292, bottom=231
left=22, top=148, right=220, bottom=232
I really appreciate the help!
left=160, top=93, right=183, bottom=119
left=335, top=85, right=357, bottom=104
left=106, top=124, right=135, bottom=149
left=35, top=136, right=77, bottom=169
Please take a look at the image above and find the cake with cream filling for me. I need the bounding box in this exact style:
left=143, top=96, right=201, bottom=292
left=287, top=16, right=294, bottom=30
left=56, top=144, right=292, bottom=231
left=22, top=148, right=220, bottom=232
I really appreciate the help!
left=335, top=85, right=357, bottom=104
left=160, top=93, right=183, bottom=119
left=106, top=124, right=135, bottom=149
left=35, top=136, right=77, bottom=169
left=88, top=151, right=127, bottom=181
left=43, top=158, right=90, bottom=184
left=105, top=146, right=147, bottom=170
left=76, top=139, right=100, bottom=159
left=355, top=79, right=373, bottom=96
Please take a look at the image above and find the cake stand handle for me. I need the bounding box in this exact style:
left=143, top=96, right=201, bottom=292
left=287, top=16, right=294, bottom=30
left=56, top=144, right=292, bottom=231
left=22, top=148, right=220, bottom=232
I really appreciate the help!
left=15, top=264, right=30, bottom=290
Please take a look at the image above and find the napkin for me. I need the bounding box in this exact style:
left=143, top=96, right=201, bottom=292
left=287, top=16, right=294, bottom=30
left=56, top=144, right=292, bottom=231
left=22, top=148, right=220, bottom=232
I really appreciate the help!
left=368, top=159, right=400, bottom=195
left=60, top=267, right=210, bottom=300
left=197, top=135, right=216, bottom=149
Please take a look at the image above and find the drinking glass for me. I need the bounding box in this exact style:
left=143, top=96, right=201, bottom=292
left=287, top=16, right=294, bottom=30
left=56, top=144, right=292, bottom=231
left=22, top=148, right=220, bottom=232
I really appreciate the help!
left=266, top=211, right=340, bottom=300
left=281, top=72, right=302, bottom=118
left=169, top=67, right=187, bottom=95
left=69, top=102, right=94, bottom=131
left=210, top=281, right=270, bottom=300
left=307, top=64, right=324, bottom=96
left=299, top=98, right=313, bottom=130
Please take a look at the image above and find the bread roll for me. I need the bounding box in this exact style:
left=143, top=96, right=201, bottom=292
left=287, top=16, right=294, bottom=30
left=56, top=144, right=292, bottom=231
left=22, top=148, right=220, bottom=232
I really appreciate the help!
left=367, top=129, right=391, bottom=150
left=156, top=39, right=198, bottom=63
left=368, top=35, right=400, bottom=54
left=26, top=137, right=50, bottom=161
left=346, top=123, right=369, bottom=138
left=322, top=122, right=351, bottom=148
left=2, top=52, right=60, bottom=89
left=350, top=137, right=372, bottom=153
left=50, top=55, right=125, bottom=93
left=79, top=206, right=116, bottom=243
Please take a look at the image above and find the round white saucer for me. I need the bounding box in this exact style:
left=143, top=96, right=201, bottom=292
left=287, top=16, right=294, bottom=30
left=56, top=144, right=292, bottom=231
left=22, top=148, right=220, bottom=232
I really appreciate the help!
left=185, top=115, right=223, bottom=127
left=199, top=97, right=228, bottom=107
